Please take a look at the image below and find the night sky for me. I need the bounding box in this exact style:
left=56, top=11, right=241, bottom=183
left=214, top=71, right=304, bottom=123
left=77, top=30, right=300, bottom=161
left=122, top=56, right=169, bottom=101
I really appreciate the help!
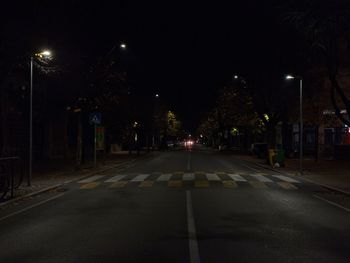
left=2, top=1, right=300, bottom=131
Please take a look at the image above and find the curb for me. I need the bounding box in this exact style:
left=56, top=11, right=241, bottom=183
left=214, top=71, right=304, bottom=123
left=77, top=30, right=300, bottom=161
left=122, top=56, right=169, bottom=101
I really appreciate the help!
left=239, top=157, right=350, bottom=197
left=0, top=183, right=63, bottom=208
left=0, top=153, right=153, bottom=207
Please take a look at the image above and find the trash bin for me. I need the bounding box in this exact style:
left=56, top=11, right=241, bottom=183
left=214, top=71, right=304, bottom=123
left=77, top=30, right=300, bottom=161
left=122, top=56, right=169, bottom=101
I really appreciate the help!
left=275, top=149, right=285, bottom=167
left=268, top=149, right=276, bottom=167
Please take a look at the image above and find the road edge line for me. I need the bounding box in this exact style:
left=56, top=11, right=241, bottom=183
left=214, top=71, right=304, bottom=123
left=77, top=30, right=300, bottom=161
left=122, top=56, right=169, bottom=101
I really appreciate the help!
left=0, top=193, right=65, bottom=222
left=0, top=154, right=155, bottom=207
left=234, top=156, right=350, bottom=197
left=313, top=194, right=350, bottom=213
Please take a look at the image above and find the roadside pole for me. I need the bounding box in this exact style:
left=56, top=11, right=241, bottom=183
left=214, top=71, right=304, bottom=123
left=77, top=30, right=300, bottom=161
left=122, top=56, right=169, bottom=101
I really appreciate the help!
left=89, top=113, right=101, bottom=168
left=299, top=78, right=303, bottom=176
left=94, top=123, right=97, bottom=168
left=29, top=57, right=33, bottom=186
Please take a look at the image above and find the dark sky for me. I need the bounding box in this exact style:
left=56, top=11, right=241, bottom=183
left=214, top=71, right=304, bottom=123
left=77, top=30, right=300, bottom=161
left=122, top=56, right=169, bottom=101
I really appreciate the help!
left=2, top=1, right=300, bottom=131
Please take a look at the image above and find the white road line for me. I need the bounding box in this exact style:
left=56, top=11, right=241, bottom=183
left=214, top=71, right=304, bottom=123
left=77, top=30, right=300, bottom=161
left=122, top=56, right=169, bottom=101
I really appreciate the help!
left=272, top=175, right=301, bottom=183
left=0, top=193, right=65, bottom=222
left=314, top=195, right=350, bottom=213
left=186, top=191, right=201, bottom=263
left=78, top=175, right=104, bottom=183
left=227, top=174, right=247, bottom=182
left=104, top=174, right=127, bottom=183
left=206, top=173, right=221, bottom=181
left=239, top=162, right=260, bottom=172
left=157, top=174, right=173, bottom=181
left=183, top=173, right=195, bottom=181
left=250, top=174, right=273, bottom=182
left=131, top=174, right=150, bottom=182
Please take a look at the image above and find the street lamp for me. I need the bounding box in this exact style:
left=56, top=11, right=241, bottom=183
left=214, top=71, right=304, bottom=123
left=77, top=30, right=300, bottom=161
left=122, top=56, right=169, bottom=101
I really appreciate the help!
left=285, top=74, right=303, bottom=175
left=232, top=74, right=247, bottom=86
left=36, top=50, right=52, bottom=59
left=29, top=50, right=53, bottom=186
left=151, top=94, right=160, bottom=150
left=120, top=43, right=127, bottom=49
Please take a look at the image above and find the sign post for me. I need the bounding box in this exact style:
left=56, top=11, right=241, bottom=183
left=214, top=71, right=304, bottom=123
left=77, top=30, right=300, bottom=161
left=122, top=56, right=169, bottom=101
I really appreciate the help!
left=94, top=123, right=97, bottom=167
left=96, top=126, right=105, bottom=151
left=89, top=113, right=102, bottom=167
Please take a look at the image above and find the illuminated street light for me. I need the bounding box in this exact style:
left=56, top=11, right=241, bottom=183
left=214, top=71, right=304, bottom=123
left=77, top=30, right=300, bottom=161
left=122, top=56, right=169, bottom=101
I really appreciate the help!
left=29, top=49, right=53, bottom=186
left=233, top=74, right=247, bottom=87
left=285, top=74, right=303, bottom=175
left=35, top=49, right=53, bottom=60
left=155, top=94, right=160, bottom=98
left=285, top=74, right=295, bottom=80
left=40, top=50, right=51, bottom=57
left=120, top=43, right=127, bottom=49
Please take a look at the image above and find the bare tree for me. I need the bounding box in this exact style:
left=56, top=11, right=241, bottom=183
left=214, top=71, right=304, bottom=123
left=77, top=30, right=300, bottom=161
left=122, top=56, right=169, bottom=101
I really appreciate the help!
left=282, top=0, right=350, bottom=125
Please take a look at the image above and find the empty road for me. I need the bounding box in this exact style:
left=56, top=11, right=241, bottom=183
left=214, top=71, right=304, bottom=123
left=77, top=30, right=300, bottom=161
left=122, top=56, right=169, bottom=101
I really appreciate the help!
left=0, top=145, right=349, bottom=262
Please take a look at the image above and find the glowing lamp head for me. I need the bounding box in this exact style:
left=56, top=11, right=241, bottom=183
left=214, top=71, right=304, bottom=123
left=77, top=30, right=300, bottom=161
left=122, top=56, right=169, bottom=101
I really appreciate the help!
left=41, top=50, right=52, bottom=57
left=285, top=75, right=295, bottom=80
left=36, top=50, right=53, bottom=60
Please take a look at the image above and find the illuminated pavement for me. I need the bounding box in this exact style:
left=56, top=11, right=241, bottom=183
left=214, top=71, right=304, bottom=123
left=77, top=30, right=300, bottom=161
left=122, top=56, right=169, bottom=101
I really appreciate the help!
left=0, top=146, right=349, bottom=262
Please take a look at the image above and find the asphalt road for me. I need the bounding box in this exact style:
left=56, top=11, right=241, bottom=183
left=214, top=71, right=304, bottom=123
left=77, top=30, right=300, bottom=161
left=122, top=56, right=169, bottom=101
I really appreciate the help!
left=0, top=145, right=350, bottom=263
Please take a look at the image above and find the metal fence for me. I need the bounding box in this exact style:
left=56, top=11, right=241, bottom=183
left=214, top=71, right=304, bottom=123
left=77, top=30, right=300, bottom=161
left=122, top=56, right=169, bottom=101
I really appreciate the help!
left=0, top=157, right=23, bottom=200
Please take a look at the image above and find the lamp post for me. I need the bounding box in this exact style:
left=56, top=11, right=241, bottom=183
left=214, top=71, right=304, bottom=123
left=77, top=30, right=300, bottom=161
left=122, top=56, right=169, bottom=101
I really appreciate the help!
left=152, top=94, right=160, bottom=149
left=286, top=74, right=303, bottom=175
left=29, top=50, right=52, bottom=186
left=232, top=74, right=247, bottom=86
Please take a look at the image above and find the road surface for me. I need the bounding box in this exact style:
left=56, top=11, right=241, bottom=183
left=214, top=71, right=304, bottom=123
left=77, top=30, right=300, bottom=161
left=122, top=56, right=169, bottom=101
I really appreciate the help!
left=0, top=145, right=349, bottom=262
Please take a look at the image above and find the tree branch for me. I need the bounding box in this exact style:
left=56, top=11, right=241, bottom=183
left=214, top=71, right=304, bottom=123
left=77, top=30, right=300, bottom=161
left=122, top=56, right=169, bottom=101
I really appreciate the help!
left=330, top=81, right=350, bottom=126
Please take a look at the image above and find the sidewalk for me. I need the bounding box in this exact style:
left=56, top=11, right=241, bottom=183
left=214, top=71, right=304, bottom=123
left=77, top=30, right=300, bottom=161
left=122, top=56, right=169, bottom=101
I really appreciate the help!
left=1, top=151, right=150, bottom=204
left=236, top=154, right=350, bottom=193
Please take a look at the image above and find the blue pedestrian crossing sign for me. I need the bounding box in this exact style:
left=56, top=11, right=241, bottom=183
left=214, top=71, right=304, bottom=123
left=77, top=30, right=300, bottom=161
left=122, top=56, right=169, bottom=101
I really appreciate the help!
left=89, top=113, right=101, bottom=125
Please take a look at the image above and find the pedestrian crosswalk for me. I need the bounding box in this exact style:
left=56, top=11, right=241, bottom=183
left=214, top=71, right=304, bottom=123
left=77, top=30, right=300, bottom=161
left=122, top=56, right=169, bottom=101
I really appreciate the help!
left=157, top=173, right=172, bottom=182
left=249, top=174, right=273, bottom=183
left=183, top=173, right=195, bottom=181
left=78, top=172, right=302, bottom=190
left=227, top=174, right=246, bottom=182
left=131, top=174, right=150, bottom=182
left=206, top=173, right=221, bottom=181
left=78, top=175, right=104, bottom=184
left=104, top=174, right=127, bottom=183
left=272, top=175, right=300, bottom=183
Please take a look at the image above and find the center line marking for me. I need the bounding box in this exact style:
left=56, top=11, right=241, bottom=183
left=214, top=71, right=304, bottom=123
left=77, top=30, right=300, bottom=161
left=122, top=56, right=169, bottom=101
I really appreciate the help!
left=187, top=151, right=192, bottom=171
left=183, top=173, right=195, bottom=181
left=186, top=190, right=201, bottom=263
